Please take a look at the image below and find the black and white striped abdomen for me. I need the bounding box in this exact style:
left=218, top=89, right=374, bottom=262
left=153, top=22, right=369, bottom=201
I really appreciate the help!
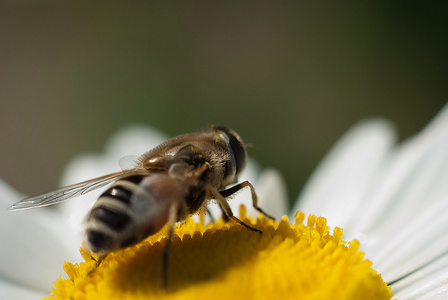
left=84, top=173, right=183, bottom=254
left=84, top=174, right=146, bottom=254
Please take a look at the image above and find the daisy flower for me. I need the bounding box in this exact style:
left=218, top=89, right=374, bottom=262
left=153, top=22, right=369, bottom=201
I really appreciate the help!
left=292, top=103, right=448, bottom=299
left=1, top=105, right=447, bottom=299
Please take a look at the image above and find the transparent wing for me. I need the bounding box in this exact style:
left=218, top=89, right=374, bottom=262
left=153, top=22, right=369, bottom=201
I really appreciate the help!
left=118, top=155, right=140, bottom=171
left=9, top=171, right=127, bottom=211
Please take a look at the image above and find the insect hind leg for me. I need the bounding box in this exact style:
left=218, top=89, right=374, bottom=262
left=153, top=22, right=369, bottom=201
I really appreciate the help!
left=220, top=181, right=275, bottom=220
left=87, top=253, right=108, bottom=276
left=205, top=206, right=217, bottom=223
left=162, top=200, right=184, bottom=290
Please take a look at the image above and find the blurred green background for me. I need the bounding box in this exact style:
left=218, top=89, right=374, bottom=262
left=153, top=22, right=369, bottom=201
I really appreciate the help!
left=1, top=2, right=447, bottom=207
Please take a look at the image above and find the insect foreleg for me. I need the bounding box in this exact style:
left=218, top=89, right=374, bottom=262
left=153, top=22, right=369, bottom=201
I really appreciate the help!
left=219, top=181, right=275, bottom=220
left=208, top=186, right=261, bottom=234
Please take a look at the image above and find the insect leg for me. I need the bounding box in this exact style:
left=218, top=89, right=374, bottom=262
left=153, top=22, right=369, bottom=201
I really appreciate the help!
left=205, top=206, right=216, bottom=223
left=220, top=181, right=275, bottom=220
left=162, top=200, right=182, bottom=290
left=208, top=186, right=261, bottom=234
left=87, top=253, right=108, bottom=276
left=217, top=203, right=230, bottom=222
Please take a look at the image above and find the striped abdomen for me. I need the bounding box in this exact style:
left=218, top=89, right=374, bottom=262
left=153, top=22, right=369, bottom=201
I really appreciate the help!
left=84, top=174, right=146, bottom=253
left=84, top=173, right=183, bottom=254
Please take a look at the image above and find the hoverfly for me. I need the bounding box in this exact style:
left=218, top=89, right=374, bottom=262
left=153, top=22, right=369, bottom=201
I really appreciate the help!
left=10, top=125, right=274, bottom=288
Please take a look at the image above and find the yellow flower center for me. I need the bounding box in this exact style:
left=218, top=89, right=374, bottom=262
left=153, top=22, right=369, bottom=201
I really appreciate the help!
left=45, top=206, right=392, bottom=300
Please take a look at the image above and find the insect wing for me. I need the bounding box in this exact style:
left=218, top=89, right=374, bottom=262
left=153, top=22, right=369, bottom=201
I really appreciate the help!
left=130, top=174, right=180, bottom=220
left=118, top=155, right=140, bottom=171
left=9, top=171, right=126, bottom=211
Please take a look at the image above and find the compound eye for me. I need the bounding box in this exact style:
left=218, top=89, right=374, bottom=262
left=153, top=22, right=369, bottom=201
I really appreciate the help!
left=212, top=125, right=247, bottom=175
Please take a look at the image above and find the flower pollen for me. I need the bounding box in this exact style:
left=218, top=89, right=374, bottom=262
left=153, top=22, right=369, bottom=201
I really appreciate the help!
left=45, top=206, right=392, bottom=300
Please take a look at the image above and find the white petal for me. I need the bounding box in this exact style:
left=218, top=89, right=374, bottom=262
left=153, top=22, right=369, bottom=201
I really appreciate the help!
left=292, top=119, right=396, bottom=230
left=391, top=253, right=448, bottom=299
left=393, top=268, right=448, bottom=299
left=368, top=198, right=448, bottom=283
left=104, top=124, right=169, bottom=159
left=61, top=153, right=120, bottom=185
left=240, top=157, right=262, bottom=188
left=61, top=124, right=168, bottom=186
left=0, top=279, right=45, bottom=300
left=0, top=180, right=76, bottom=292
left=359, top=138, right=448, bottom=258
left=422, top=287, right=448, bottom=300
left=255, top=168, right=289, bottom=219
left=288, top=104, right=448, bottom=298
left=350, top=104, right=448, bottom=242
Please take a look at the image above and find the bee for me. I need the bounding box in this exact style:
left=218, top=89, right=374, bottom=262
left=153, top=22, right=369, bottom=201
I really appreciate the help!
left=10, top=125, right=274, bottom=288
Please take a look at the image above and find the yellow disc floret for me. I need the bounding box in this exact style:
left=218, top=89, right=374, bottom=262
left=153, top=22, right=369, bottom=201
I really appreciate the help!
left=45, top=206, right=392, bottom=300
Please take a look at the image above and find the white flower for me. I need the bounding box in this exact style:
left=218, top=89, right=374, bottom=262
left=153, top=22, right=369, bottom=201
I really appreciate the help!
left=0, top=178, right=79, bottom=298
left=2, top=104, right=448, bottom=299
left=293, top=103, right=448, bottom=299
